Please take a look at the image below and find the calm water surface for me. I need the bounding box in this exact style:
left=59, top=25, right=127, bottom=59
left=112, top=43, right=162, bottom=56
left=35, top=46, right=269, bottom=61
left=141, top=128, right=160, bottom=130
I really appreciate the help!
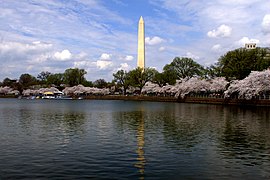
left=0, top=98, right=270, bottom=179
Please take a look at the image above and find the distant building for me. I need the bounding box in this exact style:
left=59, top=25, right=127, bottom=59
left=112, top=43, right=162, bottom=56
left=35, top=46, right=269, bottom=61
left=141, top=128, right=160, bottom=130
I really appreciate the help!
left=245, top=43, right=256, bottom=49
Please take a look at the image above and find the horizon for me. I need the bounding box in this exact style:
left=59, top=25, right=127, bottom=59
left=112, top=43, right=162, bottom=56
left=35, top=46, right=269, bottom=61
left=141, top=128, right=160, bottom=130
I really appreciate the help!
left=0, top=0, right=270, bottom=81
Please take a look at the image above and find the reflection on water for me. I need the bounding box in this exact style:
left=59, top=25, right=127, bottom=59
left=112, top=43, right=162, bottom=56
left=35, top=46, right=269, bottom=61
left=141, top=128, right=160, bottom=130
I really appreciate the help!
left=219, top=107, right=270, bottom=167
left=134, top=110, right=146, bottom=180
left=0, top=99, right=270, bottom=179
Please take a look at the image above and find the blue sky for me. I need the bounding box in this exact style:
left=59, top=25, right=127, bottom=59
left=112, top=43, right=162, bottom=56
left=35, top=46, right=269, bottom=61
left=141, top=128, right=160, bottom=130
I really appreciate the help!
left=0, top=0, right=270, bottom=81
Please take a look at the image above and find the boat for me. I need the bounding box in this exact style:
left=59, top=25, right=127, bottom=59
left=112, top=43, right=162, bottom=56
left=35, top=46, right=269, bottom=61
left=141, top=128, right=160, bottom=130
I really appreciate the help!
left=42, top=91, right=55, bottom=99
left=42, top=91, right=73, bottom=100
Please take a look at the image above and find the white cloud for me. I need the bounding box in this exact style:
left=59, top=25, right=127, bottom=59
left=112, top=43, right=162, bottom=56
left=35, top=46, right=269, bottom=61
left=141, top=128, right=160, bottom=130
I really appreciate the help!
left=54, top=50, right=72, bottom=61
left=185, top=52, right=199, bottom=60
left=159, top=46, right=165, bottom=51
left=32, top=41, right=41, bottom=45
left=262, top=14, right=270, bottom=33
left=74, top=61, right=87, bottom=67
left=207, top=24, right=232, bottom=38
left=124, top=55, right=134, bottom=61
left=0, top=41, right=54, bottom=68
left=0, top=41, right=52, bottom=54
left=73, top=60, right=93, bottom=68
left=26, top=65, right=34, bottom=71
left=100, top=53, right=112, bottom=60
left=145, top=36, right=164, bottom=45
left=237, top=37, right=260, bottom=47
left=96, top=53, right=114, bottom=70
left=96, top=60, right=113, bottom=70
left=118, top=63, right=130, bottom=71
left=75, top=52, right=88, bottom=59
left=31, top=53, right=51, bottom=63
left=211, top=44, right=222, bottom=52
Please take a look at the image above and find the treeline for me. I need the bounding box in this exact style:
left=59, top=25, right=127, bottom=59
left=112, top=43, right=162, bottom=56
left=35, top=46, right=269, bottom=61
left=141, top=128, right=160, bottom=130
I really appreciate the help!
left=1, top=47, right=270, bottom=94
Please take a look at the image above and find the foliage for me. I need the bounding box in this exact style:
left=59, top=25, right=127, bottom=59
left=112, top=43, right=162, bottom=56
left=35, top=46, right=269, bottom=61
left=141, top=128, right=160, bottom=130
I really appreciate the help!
left=93, top=79, right=107, bottom=88
left=166, top=57, right=205, bottom=79
left=204, top=64, right=222, bottom=79
left=47, top=73, right=64, bottom=87
left=81, top=80, right=93, bottom=87
left=113, top=70, right=130, bottom=94
left=152, top=72, right=166, bottom=87
left=2, top=78, right=17, bottom=87
left=162, top=64, right=177, bottom=85
left=217, top=47, right=270, bottom=80
left=63, top=68, right=87, bottom=86
left=2, top=47, right=270, bottom=99
left=37, top=71, right=51, bottom=83
left=128, top=67, right=156, bottom=93
left=19, top=73, right=37, bottom=89
left=150, top=64, right=178, bottom=87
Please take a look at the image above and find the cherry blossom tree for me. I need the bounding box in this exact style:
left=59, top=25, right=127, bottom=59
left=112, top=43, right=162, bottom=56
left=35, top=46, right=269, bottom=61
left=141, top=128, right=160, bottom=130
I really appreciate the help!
left=0, top=86, right=13, bottom=95
left=62, top=85, right=110, bottom=96
left=224, top=69, right=270, bottom=99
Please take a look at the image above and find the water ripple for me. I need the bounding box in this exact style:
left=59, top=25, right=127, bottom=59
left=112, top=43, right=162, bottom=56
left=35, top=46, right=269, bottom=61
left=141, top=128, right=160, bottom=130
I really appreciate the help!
left=0, top=99, right=270, bottom=179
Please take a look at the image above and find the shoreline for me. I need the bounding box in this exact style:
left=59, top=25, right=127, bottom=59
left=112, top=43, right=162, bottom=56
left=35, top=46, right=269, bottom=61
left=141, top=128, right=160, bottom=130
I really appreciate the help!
left=84, top=95, right=270, bottom=107
left=2, top=95, right=270, bottom=106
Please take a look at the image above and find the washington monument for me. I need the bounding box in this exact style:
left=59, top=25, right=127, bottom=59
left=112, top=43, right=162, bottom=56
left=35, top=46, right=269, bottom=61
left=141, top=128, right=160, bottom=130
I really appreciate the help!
left=137, top=16, right=145, bottom=69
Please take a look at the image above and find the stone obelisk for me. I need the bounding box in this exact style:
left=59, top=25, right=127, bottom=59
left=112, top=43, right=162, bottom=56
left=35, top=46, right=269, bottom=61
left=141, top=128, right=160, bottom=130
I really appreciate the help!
left=137, top=16, right=145, bottom=69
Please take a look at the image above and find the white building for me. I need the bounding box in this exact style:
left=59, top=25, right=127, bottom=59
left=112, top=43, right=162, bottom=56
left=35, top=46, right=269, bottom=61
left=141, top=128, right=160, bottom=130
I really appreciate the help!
left=245, top=43, right=256, bottom=49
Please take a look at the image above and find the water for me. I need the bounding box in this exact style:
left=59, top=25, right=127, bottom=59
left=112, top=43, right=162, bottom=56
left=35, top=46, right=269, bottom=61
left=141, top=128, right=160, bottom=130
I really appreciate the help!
left=0, top=99, right=270, bottom=179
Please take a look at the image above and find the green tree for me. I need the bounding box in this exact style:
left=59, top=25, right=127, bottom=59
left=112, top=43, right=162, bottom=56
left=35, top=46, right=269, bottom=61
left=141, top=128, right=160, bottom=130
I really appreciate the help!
left=167, top=57, right=205, bottom=79
left=47, top=73, right=64, bottom=86
left=162, top=64, right=178, bottom=85
left=19, top=73, right=37, bottom=89
left=113, top=70, right=131, bottom=94
left=37, top=71, right=51, bottom=84
left=152, top=65, right=178, bottom=87
left=82, top=80, right=93, bottom=87
left=2, top=78, right=15, bottom=87
left=63, top=68, right=87, bottom=86
left=1, top=78, right=20, bottom=91
left=204, top=64, right=222, bottom=79
left=152, top=71, right=166, bottom=87
left=94, top=79, right=107, bottom=88
left=217, top=47, right=270, bottom=80
left=128, top=67, right=156, bottom=93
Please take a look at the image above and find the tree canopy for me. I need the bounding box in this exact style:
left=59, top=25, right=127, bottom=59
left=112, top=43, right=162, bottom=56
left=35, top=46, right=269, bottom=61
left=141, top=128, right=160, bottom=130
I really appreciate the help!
left=2, top=46, right=270, bottom=95
left=37, top=71, right=51, bottom=83
left=19, top=73, right=37, bottom=89
left=47, top=73, right=64, bottom=87
left=166, top=57, right=205, bottom=79
left=93, top=79, right=107, bottom=88
left=217, top=47, right=270, bottom=80
left=113, top=70, right=130, bottom=94
left=128, top=67, right=157, bottom=93
left=63, top=68, right=87, bottom=86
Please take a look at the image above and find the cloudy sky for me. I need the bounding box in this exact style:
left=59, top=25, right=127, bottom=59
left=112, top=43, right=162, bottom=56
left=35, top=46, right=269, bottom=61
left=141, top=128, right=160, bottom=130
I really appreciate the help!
left=0, top=0, right=270, bottom=81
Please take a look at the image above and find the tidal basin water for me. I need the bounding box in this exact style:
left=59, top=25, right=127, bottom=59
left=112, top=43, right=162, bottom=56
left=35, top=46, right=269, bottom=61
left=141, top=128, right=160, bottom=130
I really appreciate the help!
left=0, top=99, right=270, bottom=179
